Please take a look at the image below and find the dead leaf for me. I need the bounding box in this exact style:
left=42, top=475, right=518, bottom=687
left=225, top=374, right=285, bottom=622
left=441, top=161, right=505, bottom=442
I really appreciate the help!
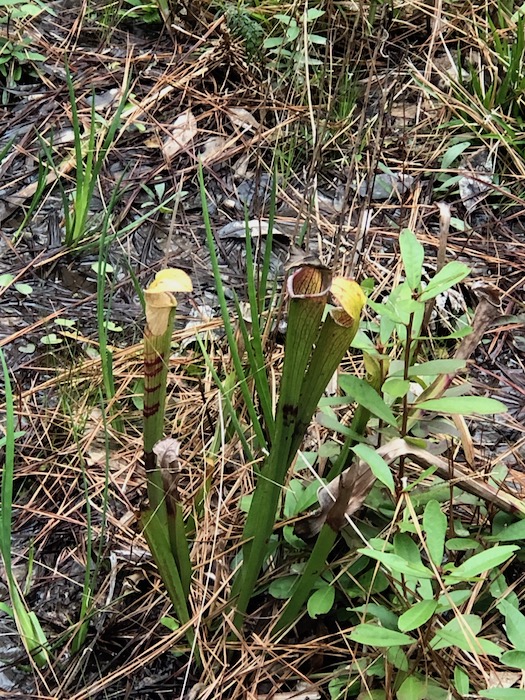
left=153, top=438, right=181, bottom=469
left=162, top=110, right=197, bottom=160
left=433, top=51, right=470, bottom=90
left=295, top=454, right=375, bottom=539
left=217, top=219, right=288, bottom=240
left=144, top=135, right=162, bottom=148
left=86, top=88, right=119, bottom=111
left=257, top=682, right=321, bottom=700
left=226, top=107, right=260, bottom=132
left=153, top=438, right=182, bottom=515
left=296, top=437, right=525, bottom=539
left=459, top=146, right=495, bottom=214
left=390, top=102, right=418, bottom=126
left=198, top=135, right=230, bottom=164
left=486, top=670, right=522, bottom=689
left=356, top=172, right=414, bottom=200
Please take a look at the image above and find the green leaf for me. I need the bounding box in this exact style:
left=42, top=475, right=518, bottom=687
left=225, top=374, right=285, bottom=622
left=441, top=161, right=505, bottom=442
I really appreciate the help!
left=394, top=533, right=422, bottom=565
left=339, top=374, right=398, bottom=427
left=486, top=519, right=525, bottom=542
left=386, top=646, right=408, bottom=671
left=498, top=599, right=525, bottom=650
left=351, top=603, right=399, bottom=630
left=14, top=283, right=32, bottom=295
left=285, top=25, right=300, bottom=41
left=263, top=37, right=284, bottom=49
left=356, top=549, right=434, bottom=579
left=444, top=545, right=518, bottom=582
left=352, top=443, right=395, bottom=494
left=54, top=318, right=76, bottom=328
left=450, top=216, right=467, bottom=231
left=403, top=359, right=466, bottom=376
left=0, top=273, right=14, bottom=286
left=480, top=690, right=525, bottom=699
left=430, top=614, right=481, bottom=649
left=440, top=141, right=471, bottom=169
left=500, top=651, right=525, bottom=669
left=454, top=666, right=469, bottom=696
left=419, top=261, right=470, bottom=301
left=104, top=321, right=123, bottom=332
left=399, top=228, right=424, bottom=290
left=435, top=589, right=471, bottom=612
left=0, top=601, right=13, bottom=617
left=18, top=343, right=35, bottom=354
left=24, top=50, right=47, bottom=61
left=307, top=585, right=335, bottom=618
left=446, top=537, right=480, bottom=550
left=398, top=600, right=438, bottom=632
left=397, top=676, right=427, bottom=700
left=416, top=396, right=507, bottom=415
left=40, top=333, right=63, bottom=345
left=305, top=8, right=324, bottom=20
left=160, top=615, right=180, bottom=631
left=269, top=576, right=296, bottom=599
left=284, top=479, right=305, bottom=518
left=423, top=500, right=447, bottom=566
left=275, top=13, right=294, bottom=23
left=382, top=378, right=410, bottom=398
left=91, top=261, right=114, bottom=274
left=348, top=623, right=412, bottom=647
left=430, top=615, right=502, bottom=655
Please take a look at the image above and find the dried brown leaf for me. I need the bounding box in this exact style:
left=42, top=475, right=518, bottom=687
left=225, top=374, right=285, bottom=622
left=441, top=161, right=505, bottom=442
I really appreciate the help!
left=297, top=437, right=525, bottom=539
left=198, top=135, right=230, bottom=164
left=162, top=110, right=197, bottom=159
left=153, top=438, right=181, bottom=469
left=459, top=147, right=495, bottom=214
left=226, top=107, right=260, bottom=132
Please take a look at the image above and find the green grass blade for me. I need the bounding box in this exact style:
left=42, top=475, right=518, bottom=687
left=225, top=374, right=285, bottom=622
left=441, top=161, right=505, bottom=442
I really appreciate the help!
left=258, top=166, right=277, bottom=314
left=196, top=334, right=254, bottom=462
left=13, top=155, right=49, bottom=246
left=0, top=348, right=50, bottom=666
left=96, top=181, right=125, bottom=432
left=198, top=165, right=267, bottom=451
left=72, top=389, right=112, bottom=653
left=233, top=294, right=274, bottom=439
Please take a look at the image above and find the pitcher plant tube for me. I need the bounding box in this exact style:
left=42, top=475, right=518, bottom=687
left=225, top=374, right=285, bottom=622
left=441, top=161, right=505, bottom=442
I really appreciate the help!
left=141, top=269, right=196, bottom=650
left=231, top=266, right=366, bottom=628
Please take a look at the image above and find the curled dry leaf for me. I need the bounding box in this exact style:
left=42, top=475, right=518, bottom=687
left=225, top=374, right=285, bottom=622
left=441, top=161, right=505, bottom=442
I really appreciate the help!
left=217, top=219, right=286, bottom=240
left=153, top=438, right=181, bottom=469
left=162, top=110, right=198, bottom=160
left=296, top=437, right=525, bottom=539
left=432, top=50, right=470, bottom=90
left=486, top=670, right=522, bottom=689
left=153, top=438, right=182, bottom=514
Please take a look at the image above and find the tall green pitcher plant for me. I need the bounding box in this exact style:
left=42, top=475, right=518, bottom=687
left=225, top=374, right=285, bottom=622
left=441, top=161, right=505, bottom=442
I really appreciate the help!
left=230, top=265, right=366, bottom=627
